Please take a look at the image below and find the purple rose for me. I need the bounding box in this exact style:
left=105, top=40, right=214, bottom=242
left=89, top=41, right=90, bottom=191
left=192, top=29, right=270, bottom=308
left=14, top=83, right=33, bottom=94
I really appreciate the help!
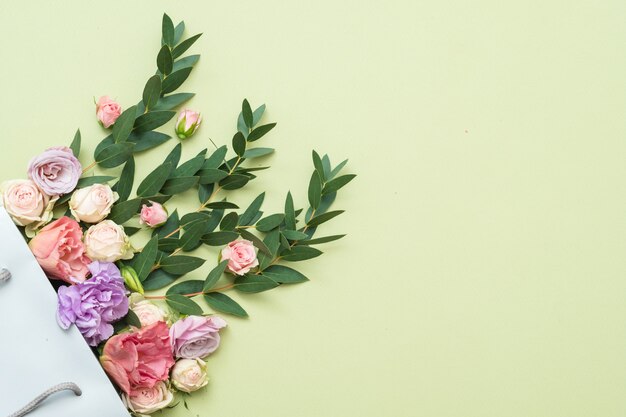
left=57, top=261, right=129, bottom=346
left=28, top=146, right=81, bottom=196
left=169, top=315, right=227, bottom=359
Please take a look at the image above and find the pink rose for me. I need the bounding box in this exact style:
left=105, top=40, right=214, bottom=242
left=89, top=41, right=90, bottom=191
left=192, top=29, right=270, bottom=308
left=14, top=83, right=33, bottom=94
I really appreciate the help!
left=100, top=321, right=175, bottom=395
left=96, top=96, right=122, bottom=128
left=28, top=217, right=90, bottom=283
left=84, top=220, right=134, bottom=262
left=122, top=382, right=173, bottom=415
left=0, top=179, right=56, bottom=228
left=221, top=239, right=259, bottom=275
left=170, top=315, right=227, bottom=359
left=175, top=109, right=202, bottom=139
left=27, top=147, right=82, bottom=196
left=139, top=201, right=168, bottom=228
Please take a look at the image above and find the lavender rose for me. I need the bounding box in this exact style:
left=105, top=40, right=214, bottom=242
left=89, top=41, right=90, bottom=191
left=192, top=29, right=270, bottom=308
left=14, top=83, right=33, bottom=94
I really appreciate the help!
left=28, top=147, right=81, bottom=196
left=169, top=315, right=227, bottom=359
left=57, top=261, right=129, bottom=346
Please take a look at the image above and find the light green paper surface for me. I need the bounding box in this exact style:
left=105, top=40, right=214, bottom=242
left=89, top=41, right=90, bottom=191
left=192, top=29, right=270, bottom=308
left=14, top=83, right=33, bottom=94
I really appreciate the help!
left=0, top=1, right=625, bottom=416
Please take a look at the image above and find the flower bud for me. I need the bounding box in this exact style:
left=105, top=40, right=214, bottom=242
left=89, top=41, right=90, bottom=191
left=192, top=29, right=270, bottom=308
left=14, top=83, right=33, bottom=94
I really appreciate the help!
left=175, top=109, right=202, bottom=139
left=121, top=266, right=143, bottom=294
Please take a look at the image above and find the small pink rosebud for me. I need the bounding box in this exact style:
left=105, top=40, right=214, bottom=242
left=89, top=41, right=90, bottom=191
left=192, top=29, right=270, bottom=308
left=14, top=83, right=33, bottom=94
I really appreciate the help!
left=175, top=109, right=202, bottom=139
left=139, top=201, right=168, bottom=228
left=96, top=96, right=122, bottom=128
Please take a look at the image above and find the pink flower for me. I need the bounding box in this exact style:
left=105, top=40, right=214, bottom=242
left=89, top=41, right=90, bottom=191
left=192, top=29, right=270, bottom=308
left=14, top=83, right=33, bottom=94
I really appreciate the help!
left=0, top=179, right=56, bottom=228
left=96, top=96, right=122, bottom=128
left=221, top=239, right=259, bottom=275
left=139, top=201, right=168, bottom=228
left=175, top=109, right=202, bottom=139
left=28, top=217, right=90, bottom=283
left=27, top=147, right=82, bottom=196
left=170, top=315, right=227, bottom=359
left=100, top=321, right=175, bottom=395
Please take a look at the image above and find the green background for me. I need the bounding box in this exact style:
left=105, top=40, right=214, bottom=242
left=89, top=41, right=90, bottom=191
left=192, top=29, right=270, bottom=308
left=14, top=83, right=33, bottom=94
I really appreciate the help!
left=1, top=1, right=625, bottom=416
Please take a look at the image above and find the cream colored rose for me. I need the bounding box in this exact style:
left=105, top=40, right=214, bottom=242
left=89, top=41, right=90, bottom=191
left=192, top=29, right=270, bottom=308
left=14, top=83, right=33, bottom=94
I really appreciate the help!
left=70, top=184, right=118, bottom=223
left=171, top=358, right=209, bottom=393
left=84, top=220, right=134, bottom=262
left=122, top=382, right=173, bottom=415
left=0, top=179, right=56, bottom=229
left=129, top=294, right=168, bottom=327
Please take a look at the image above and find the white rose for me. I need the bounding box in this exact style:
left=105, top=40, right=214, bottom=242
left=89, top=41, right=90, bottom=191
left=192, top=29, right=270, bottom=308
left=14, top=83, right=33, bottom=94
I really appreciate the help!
left=171, top=358, right=209, bottom=393
left=130, top=297, right=168, bottom=327
left=0, top=179, right=55, bottom=227
left=69, top=183, right=118, bottom=223
left=122, top=382, right=173, bottom=415
left=84, top=220, right=134, bottom=262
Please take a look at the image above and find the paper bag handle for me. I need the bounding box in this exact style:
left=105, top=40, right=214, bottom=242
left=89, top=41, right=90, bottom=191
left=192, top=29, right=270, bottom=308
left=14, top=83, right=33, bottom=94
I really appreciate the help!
left=7, top=382, right=82, bottom=417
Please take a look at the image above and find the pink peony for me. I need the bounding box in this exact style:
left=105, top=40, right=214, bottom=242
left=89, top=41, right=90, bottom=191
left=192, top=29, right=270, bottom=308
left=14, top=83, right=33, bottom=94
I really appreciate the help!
left=28, top=216, right=90, bottom=283
left=139, top=201, right=168, bottom=228
left=100, top=321, right=175, bottom=395
left=96, top=96, right=122, bottom=128
left=170, top=315, right=227, bottom=359
left=221, top=239, right=259, bottom=275
left=27, top=147, right=82, bottom=196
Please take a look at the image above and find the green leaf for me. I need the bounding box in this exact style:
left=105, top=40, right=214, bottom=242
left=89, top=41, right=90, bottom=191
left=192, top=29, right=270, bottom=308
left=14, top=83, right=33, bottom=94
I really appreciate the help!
left=179, top=220, right=208, bottom=251
left=308, top=171, right=322, bottom=209
left=94, top=135, right=114, bottom=158
left=137, top=163, right=172, bottom=197
left=322, top=174, right=356, bottom=195
left=263, top=229, right=281, bottom=256
left=238, top=228, right=272, bottom=256
left=201, top=231, right=239, bottom=246
left=198, top=168, right=228, bottom=185
left=173, top=152, right=206, bottom=177
left=256, top=213, right=285, bottom=232
left=284, top=192, right=296, bottom=230
left=262, top=265, right=309, bottom=284
left=143, top=269, right=180, bottom=291
left=181, top=213, right=207, bottom=228
left=70, top=129, right=81, bottom=157
left=134, top=111, right=176, bottom=133
left=164, top=143, right=182, bottom=171
left=158, top=238, right=180, bottom=253
left=108, top=198, right=142, bottom=224
left=240, top=193, right=265, bottom=226
left=322, top=154, right=332, bottom=179
left=172, top=55, right=199, bottom=72
left=306, top=210, right=344, bottom=227
left=329, top=159, right=348, bottom=180
left=111, top=106, right=137, bottom=143
left=198, top=183, right=214, bottom=204
left=205, top=209, right=224, bottom=233
left=162, top=14, right=175, bottom=46
left=167, top=280, right=203, bottom=296
left=220, top=174, right=249, bottom=190
left=204, top=146, right=228, bottom=169
left=166, top=294, right=204, bottom=315
left=152, top=92, right=194, bottom=111
left=132, top=236, right=159, bottom=282
left=76, top=176, right=117, bottom=188
left=128, top=131, right=171, bottom=152
left=162, top=67, right=193, bottom=94
left=232, top=131, right=246, bottom=157
left=312, top=150, right=325, bottom=180
left=161, top=176, right=199, bottom=195
left=203, top=260, right=229, bottom=292
left=172, top=33, right=202, bottom=59
left=242, top=99, right=253, bottom=128
left=237, top=112, right=248, bottom=137
left=252, top=104, right=266, bottom=126
left=206, top=201, right=238, bottom=209
left=143, top=75, right=162, bottom=111
left=125, top=309, right=142, bottom=328
left=156, top=209, right=180, bottom=238
left=220, top=212, right=239, bottom=231
left=243, top=147, right=274, bottom=159
left=247, top=123, right=276, bottom=142
left=157, top=44, right=173, bottom=76
left=280, top=246, right=323, bottom=262
left=95, top=142, right=135, bottom=168
left=282, top=230, right=309, bottom=241
left=174, top=21, right=185, bottom=44
left=298, top=234, right=346, bottom=245
left=160, top=255, right=205, bottom=275
left=235, top=274, right=279, bottom=293
left=203, top=292, right=247, bottom=317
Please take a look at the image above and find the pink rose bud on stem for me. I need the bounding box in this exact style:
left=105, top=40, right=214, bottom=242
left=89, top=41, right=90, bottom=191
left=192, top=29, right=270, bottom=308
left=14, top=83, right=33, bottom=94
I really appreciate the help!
left=96, top=96, right=122, bottom=128
left=139, top=201, right=168, bottom=228
left=175, top=109, right=202, bottom=139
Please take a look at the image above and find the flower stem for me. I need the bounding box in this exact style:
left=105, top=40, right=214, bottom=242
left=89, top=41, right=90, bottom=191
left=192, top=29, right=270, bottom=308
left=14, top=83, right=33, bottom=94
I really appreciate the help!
left=82, top=161, right=97, bottom=174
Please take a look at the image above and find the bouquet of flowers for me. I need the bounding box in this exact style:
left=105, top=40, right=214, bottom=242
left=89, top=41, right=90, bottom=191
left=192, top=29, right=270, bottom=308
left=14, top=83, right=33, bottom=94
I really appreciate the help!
left=2, top=14, right=354, bottom=416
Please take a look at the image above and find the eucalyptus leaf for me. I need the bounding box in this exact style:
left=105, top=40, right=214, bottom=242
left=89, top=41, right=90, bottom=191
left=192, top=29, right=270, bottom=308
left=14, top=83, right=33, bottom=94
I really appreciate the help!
left=306, top=210, right=344, bottom=228
left=172, top=33, right=202, bottom=59
left=242, top=99, right=253, bottom=128
left=321, top=154, right=332, bottom=179
left=238, top=228, right=272, bottom=256
left=234, top=274, right=279, bottom=293
left=108, top=198, right=142, bottom=224
left=282, top=230, right=309, bottom=241
left=158, top=238, right=181, bottom=253
left=247, top=123, right=276, bottom=142
left=203, top=292, right=248, bottom=317
left=308, top=171, right=322, bottom=209
left=252, top=104, right=266, bottom=126
left=256, top=213, right=285, bottom=232
left=239, top=193, right=265, bottom=226
left=162, top=67, right=193, bottom=94
left=166, top=294, right=203, bottom=315
left=137, top=163, right=172, bottom=197
left=95, top=142, right=134, bottom=168
left=155, top=209, right=180, bottom=238
left=201, top=231, right=239, bottom=246
left=243, top=147, right=274, bottom=159
left=161, top=176, right=199, bottom=195
left=143, top=269, right=180, bottom=291
left=125, top=309, right=142, bottom=328
left=203, top=260, right=229, bottom=292
left=329, top=159, right=349, bottom=180
left=232, top=131, right=246, bottom=157
left=204, top=145, right=228, bottom=169
left=172, top=55, right=199, bottom=72
left=198, top=183, right=214, bottom=204
left=128, top=131, right=171, bottom=152
left=298, top=234, right=346, bottom=245
left=160, top=255, right=205, bottom=275
left=70, top=129, right=81, bottom=157
left=322, top=174, right=356, bottom=195
left=162, top=14, right=175, bottom=46
left=219, top=174, right=249, bottom=190
left=284, top=191, right=296, bottom=230
left=262, top=265, right=309, bottom=284
left=174, top=21, right=185, bottom=45
left=219, top=212, right=239, bottom=231
left=112, top=106, right=137, bottom=143
left=76, top=176, right=116, bottom=188
left=179, top=220, right=208, bottom=251
left=142, top=75, right=162, bottom=110
left=173, top=152, right=206, bottom=178
left=312, top=150, right=325, bottom=180
left=167, top=280, right=203, bottom=296
left=134, top=111, right=176, bottom=133
left=164, top=143, right=182, bottom=171
left=206, top=201, right=238, bottom=209
left=153, top=92, right=194, bottom=111
left=280, top=246, right=323, bottom=262
left=132, top=236, right=159, bottom=282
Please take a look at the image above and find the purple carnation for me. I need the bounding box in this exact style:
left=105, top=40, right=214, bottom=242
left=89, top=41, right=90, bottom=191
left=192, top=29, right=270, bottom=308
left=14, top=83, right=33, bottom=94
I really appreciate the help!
left=57, top=261, right=129, bottom=346
left=28, top=146, right=81, bottom=196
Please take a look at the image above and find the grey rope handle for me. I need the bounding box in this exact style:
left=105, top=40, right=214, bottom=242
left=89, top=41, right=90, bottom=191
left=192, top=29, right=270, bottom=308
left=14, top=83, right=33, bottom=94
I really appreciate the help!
left=8, top=382, right=82, bottom=417
left=0, top=268, right=10, bottom=283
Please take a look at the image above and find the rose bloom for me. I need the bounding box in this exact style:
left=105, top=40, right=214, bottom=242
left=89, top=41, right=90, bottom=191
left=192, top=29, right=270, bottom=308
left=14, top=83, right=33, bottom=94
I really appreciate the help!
left=171, top=358, right=209, bottom=393
left=129, top=294, right=167, bottom=327
left=122, top=382, right=173, bottom=415
left=221, top=239, right=258, bottom=275
left=27, top=146, right=81, bottom=196
left=0, top=179, right=56, bottom=229
left=100, top=321, right=175, bottom=395
left=175, top=109, right=202, bottom=139
left=29, top=216, right=90, bottom=283
left=57, top=262, right=129, bottom=346
left=96, top=96, right=122, bottom=128
left=84, top=220, right=134, bottom=262
left=170, top=315, right=227, bottom=359
left=139, top=201, right=168, bottom=228
left=70, top=183, right=118, bottom=223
